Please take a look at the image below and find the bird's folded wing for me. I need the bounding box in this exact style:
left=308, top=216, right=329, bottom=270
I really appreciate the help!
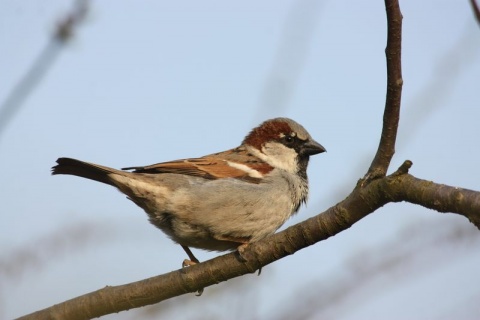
left=122, top=147, right=273, bottom=182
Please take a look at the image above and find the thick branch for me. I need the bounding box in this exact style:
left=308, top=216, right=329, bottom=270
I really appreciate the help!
left=18, top=180, right=390, bottom=320
left=367, top=0, right=403, bottom=178
left=20, top=162, right=480, bottom=319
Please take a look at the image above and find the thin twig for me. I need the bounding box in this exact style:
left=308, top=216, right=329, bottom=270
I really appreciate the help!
left=0, top=0, right=88, bottom=140
left=366, top=0, right=403, bottom=179
left=470, top=0, right=480, bottom=26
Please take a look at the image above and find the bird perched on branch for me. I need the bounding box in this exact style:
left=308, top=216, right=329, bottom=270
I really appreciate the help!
left=52, top=118, right=326, bottom=266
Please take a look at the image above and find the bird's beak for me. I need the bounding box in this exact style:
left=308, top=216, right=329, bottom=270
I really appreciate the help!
left=302, top=139, right=326, bottom=156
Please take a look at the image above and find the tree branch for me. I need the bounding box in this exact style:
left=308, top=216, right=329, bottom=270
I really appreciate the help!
left=470, top=0, right=480, bottom=26
left=0, top=0, right=88, bottom=140
left=19, top=160, right=480, bottom=319
left=367, top=0, right=403, bottom=178
left=388, top=172, right=480, bottom=229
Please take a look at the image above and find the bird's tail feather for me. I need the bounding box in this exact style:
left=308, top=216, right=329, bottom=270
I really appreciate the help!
left=52, top=157, right=119, bottom=186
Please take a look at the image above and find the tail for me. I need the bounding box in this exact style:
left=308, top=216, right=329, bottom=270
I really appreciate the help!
left=52, top=157, right=121, bottom=186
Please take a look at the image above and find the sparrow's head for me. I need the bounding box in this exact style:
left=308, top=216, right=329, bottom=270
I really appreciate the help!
left=242, top=118, right=326, bottom=175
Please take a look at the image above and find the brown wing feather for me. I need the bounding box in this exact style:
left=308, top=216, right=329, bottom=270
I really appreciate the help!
left=122, top=147, right=273, bottom=182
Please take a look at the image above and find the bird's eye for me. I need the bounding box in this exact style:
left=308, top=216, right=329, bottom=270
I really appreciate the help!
left=284, top=135, right=294, bottom=143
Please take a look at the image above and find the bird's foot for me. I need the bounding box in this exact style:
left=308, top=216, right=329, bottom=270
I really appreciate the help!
left=236, top=243, right=262, bottom=275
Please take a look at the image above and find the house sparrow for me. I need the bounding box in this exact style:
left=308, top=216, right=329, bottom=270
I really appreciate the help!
left=52, top=118, right=325, bottom=266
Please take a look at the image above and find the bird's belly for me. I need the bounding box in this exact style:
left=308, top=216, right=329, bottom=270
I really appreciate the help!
left=148, top=192, right=295, bottom=252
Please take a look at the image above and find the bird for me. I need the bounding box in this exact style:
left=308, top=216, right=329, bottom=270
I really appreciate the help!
left=52, top=117, right=326, bottom=267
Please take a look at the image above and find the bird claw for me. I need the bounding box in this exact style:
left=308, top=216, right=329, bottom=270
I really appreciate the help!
left=237, top=243, right=262, bottom=275
left=182, top=259, right=197, bottom=268
left=180, top=255, right=204, bottom=296
left=236, top=243, right=249, bottom=262
left=182, top=246, right=204, bottom=297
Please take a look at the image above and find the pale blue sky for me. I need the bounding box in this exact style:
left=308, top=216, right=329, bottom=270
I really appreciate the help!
left=1, top=1, right=480, bottom=319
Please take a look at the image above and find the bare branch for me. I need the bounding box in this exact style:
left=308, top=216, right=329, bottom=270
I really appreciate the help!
left=55, top=0, right=89, bottom=42
left=0, top=222, right=114, bottom=283
left=367, top=0, right=403, bottom=178
left=470, top=0, right=480, bottom=26
left=390, top=172, right=480, bottom=229
left=18, top=159, right=480, bottom=319
left=17, top=172, right=395, bottom=319
left=0, top=0, right=88, bottom=140
left=275, top=219, right=479, bottom=320
left=256, top=1, right=322, bottom=119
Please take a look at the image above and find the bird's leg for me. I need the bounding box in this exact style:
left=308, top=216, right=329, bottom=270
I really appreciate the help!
left=180, top=245, right=204, bottom=296
left=181, top=245, right=200, bottom=267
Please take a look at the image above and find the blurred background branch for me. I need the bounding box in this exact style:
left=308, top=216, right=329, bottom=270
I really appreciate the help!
left=470, top=0, right=480, bottom=26
left=274, top=219, right=479, bottom=320
left=0, top=0, right=88, bottom=140
left=0, top=221, right=113, bottom=284
left=256, top=0, right=322, bottom=121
